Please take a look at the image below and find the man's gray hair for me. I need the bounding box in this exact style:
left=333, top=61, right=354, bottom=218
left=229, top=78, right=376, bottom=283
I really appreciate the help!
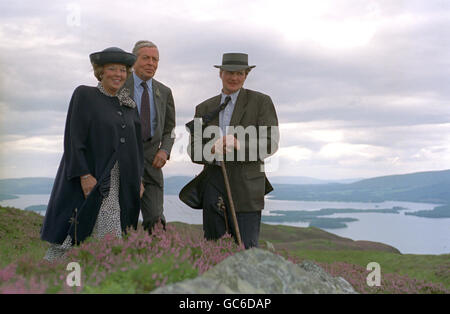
left=132, top=40, right=158, bottom=56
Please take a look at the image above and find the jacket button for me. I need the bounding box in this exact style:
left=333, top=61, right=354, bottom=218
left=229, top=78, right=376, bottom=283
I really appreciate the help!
left=117, top=111, right=123, bottom=116
left=120, top=137, right=126, bottom=143
left=121, top=124, right=126, bottom=129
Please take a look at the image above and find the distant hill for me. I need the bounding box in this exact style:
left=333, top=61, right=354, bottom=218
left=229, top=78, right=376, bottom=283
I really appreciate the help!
left=267, top=176, right=364, bottom=185
left=405, top=204, right=450, bottom=218
left=0, top=194, right=18, bottom=201
left=24, top=205, right=47, bottom=212
left=0, top=178, right=54, bottom=195
left=0, top=176, right=194, bottom=197
left=164, top=175, right=364, bottom=192
left=164, top=176, right=193, bottom=195
left=270, top=169, right=450, bottom=204
left=1, top=169, right=449, bottom=204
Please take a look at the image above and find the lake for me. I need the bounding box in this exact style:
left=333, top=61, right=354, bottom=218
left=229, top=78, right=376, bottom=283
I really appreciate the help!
left=1, top=194, right=449, bottom=255
left=264, top=198, right=450, bottom=255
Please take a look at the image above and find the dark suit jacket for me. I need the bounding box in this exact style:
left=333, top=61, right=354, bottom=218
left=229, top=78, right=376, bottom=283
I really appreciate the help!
left=188, top=88, right=279, bottom=212
left=123, top=75, right=176, bottom=187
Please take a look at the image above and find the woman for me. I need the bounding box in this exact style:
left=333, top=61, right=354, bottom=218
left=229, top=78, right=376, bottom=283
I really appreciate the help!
left=40, top=47, right=144, bottom=261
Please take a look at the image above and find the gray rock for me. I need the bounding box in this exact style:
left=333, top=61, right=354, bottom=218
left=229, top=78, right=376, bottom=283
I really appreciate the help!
left=151, top=248, right=356, bottom=294
left=264, top=240, right=276, bottom=252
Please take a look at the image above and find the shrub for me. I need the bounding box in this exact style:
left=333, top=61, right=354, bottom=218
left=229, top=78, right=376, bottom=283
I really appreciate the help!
left=319, top=261, right=450, bottom=294
left=0, top=223, right=243, bottom=293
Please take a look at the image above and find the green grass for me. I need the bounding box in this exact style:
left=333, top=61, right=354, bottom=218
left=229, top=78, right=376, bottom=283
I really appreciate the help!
left=259, top=223, right=400, bottom=252
left=286, top=249, right=450, bottom=289
left=83, top=256, right=199, bottom=294
left=1, top=207, right=245, bottom=293
left=0, top=207, right=47, bottom=267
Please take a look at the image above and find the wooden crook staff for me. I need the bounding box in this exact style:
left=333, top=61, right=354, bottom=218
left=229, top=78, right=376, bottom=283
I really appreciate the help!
left=219, top=161, right=242, bottom=247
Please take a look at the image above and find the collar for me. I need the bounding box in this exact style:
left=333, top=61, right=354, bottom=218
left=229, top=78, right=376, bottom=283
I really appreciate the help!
left=133, top=72, right=153, bottom=91
left=221, top=89, right=241, bottom=105
left=97, top=83, right=136, bottom=108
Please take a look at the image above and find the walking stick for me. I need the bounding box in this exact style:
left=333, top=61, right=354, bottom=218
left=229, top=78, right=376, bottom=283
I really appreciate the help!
left=219, top=161, right=242, bottom=247
left=217, top=196, right=229, bottom=234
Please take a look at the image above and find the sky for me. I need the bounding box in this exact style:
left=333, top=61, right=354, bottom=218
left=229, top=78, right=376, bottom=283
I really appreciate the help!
left=0, top=0, right=449, bottom=180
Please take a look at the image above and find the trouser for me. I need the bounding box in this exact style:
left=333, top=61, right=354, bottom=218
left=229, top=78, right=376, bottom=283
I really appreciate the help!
left=141, top=178, right=166, bottom=233
left=202, top=165, right=261, bottom=249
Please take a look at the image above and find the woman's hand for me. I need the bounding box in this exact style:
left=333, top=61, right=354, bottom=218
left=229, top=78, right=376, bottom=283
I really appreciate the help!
left=140, top=181, right=145, bottom=198
left=80, top=174, right=97, bottom=198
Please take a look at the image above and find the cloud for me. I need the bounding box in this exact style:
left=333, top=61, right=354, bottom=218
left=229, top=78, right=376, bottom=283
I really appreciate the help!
left=0, top=0, right=449, bottom=180
left=1, top=135, right=63, bottom=153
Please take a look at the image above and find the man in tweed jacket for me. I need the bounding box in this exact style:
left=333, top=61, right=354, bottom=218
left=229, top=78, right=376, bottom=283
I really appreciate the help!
left=187, top=53, right=279, bottom=248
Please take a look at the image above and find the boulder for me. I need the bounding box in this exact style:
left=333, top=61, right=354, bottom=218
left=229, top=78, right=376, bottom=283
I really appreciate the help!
left=151, top=248, right=356, bottom=294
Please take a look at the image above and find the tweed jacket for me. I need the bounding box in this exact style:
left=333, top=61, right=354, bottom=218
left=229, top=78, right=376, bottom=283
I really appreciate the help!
left=123, top=75, right=176, bottom=186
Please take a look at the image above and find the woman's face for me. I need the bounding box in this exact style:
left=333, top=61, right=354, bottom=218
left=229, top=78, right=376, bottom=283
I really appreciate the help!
left=101, top=63, right=127, bottom=95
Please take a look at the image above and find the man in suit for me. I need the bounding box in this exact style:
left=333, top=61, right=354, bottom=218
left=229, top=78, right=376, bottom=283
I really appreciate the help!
left=124, top=40, right=176, bottom=232
left=187, top=53, right=279, bottom=248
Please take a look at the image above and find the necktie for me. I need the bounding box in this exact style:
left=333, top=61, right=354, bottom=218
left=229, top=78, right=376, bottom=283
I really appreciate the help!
left=220, top=95, right=232, bottom=111
left=140, top=81, right=151, bottom=141
left=220, top=96, right=232, bottom=135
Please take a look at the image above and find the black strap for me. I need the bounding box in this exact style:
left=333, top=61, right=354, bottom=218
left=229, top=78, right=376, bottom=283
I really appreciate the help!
left=202, top=96, right=231, bottom=125
left=185, top=96, right=232, bottom=133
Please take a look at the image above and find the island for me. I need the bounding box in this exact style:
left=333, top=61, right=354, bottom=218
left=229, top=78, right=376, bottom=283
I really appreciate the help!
left=262, top=207, right=408, bottom=229
left=405, top=204, right=450, bottom=218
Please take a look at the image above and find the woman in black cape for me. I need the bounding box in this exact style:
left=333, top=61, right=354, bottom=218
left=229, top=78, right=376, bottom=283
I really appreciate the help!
left=41, top=47, right=144, bottom=261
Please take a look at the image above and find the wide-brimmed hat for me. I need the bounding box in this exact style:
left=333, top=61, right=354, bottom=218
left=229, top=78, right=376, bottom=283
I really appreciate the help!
left=89, top=47, right=136, bottom=67
left=214, top=53, right=256, bottom=71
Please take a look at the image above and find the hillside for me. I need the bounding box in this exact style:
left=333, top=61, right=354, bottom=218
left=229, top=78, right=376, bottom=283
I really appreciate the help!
left=170, top=221, right=401, bottom=253
left=0, top=206, right=448, bottom=294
